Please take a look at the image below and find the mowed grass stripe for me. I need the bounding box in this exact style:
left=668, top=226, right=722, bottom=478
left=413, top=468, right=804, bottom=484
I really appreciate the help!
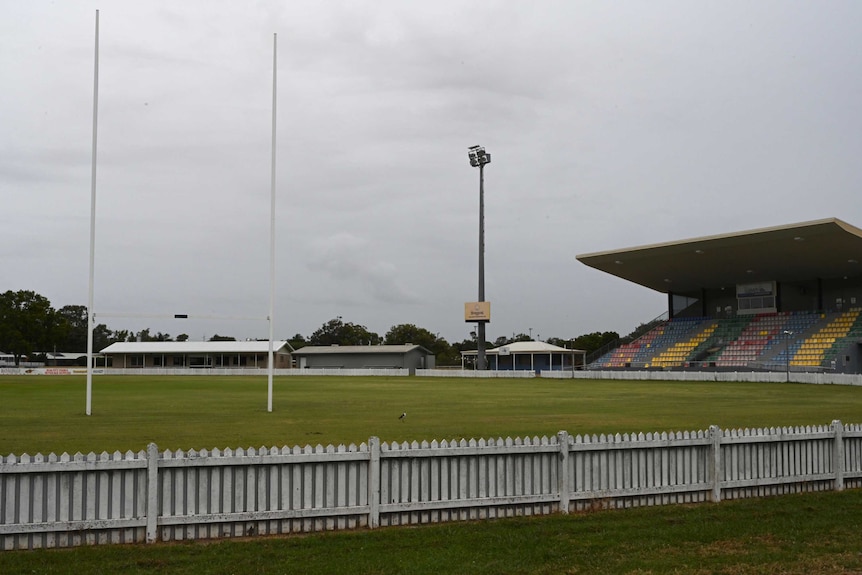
left=1, top=490, right=861, bottom=574
left=2, top=375, right=862, bottom=454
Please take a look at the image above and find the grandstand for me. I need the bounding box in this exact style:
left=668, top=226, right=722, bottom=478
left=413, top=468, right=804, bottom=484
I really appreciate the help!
left=590, top=310, right=862, bottom=372
left=578, top=218, right=862, bottom=374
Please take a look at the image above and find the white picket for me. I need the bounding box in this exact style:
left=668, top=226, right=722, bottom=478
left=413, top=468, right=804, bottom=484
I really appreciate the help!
left=2, top=422, right=861, bottom=549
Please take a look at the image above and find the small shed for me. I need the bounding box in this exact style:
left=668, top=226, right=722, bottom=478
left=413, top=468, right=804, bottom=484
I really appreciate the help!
left=461, top=341, right=586, bottom=371
left=292, top=344, right=435, bottom=371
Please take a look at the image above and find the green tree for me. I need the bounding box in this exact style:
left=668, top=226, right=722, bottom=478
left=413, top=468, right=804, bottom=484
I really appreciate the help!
left=56, top=304, right=115, bottom=351
left=112, top=329, right=132, bottom=343
left=92, top=323, right=114, bottom=351
left=384, top=323, right=456, bottom=364
left=208, top=334, right=235, bottom=342
left=553, top=331, right=620, bottom=355
left=308, top=317, right=380, bottom=346
left=56, top=305, right=87, bottom=350
left=384, top=324, right=437, bottom=349
left=288, top=333, right=306, bottom=350
left=0, top=290, right=64, bottom=365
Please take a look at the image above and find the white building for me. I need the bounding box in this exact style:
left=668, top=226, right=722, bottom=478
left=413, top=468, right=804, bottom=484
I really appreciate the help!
left=461, top=341, right=586, bottom=371
left=100, top=341, right=293, bottom=369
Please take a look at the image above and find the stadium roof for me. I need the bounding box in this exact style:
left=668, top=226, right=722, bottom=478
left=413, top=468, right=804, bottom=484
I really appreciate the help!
left=576, top=218, right=862, bottom=294
left=100, top=341, right=293, bottom=354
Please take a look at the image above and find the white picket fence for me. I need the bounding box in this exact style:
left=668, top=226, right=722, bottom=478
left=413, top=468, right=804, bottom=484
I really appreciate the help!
left=2, top=421, right=862, bottom=550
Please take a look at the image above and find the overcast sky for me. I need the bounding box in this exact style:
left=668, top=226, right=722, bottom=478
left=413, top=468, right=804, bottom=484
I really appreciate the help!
left=3, top=1, right=862, bottom=345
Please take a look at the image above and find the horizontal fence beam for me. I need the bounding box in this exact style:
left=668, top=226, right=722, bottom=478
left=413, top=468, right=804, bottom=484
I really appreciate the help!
left=2, top=421, right=860, bottom=550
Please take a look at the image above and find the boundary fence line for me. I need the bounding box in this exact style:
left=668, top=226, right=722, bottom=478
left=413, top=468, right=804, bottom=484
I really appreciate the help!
left=6, top=367, right=862, bottom=385
left=2, top=421, right=861, bottom=550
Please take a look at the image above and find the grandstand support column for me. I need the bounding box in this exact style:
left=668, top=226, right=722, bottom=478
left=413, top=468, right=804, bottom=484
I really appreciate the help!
left=667, top=291, right=674, bottom=320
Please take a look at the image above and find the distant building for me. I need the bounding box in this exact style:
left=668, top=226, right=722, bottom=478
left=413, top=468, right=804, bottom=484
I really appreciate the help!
left=100, top=341, right=293, bottom=369
left=461, top=341, right=586, bottom=371
left=42, top=352, right=90, bottom=366
left=292, top=344, right=435, bottom=371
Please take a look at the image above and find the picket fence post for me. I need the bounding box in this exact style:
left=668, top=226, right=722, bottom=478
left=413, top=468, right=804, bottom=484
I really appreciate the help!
left=832, top=420, right=844, bottom=491
left=368, top=436, right=380, bottom=528
left=146, top=442, right=159, bottom=543
left=709, top=425, right=722, bottom=503
left=557, top=431, right=570, bottom=514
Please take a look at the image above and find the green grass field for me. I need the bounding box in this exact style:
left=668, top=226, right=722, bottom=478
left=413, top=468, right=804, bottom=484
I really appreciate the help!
left=2, top=374, right=862, bottom=454
left=3, top=375, right=862, bottom=573
left=2, top=490, right=861, bottom=574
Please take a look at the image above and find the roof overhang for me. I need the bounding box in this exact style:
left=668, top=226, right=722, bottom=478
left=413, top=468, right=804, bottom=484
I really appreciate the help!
left=100, top=341, right=293, bottom=354
left=576, top=218, right=862, bottom=294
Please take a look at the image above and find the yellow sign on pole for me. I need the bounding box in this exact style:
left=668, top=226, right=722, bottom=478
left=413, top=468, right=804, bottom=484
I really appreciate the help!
left=464, top=301, right=491, bottom=322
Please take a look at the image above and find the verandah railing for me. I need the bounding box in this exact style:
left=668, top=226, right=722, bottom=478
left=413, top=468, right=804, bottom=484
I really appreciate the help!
left=2, top=421, right=862, bottom=550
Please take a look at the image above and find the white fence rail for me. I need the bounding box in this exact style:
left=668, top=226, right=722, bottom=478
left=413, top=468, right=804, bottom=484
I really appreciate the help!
left=5, top=367, right=862, bottom=385
left=3, top=421, right=862, bottom=550
left=539, top=369, right=862, bottom=385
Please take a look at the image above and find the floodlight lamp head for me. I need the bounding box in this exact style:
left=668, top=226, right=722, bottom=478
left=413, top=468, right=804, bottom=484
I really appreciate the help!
left=467, top=145, right=490, bottom=167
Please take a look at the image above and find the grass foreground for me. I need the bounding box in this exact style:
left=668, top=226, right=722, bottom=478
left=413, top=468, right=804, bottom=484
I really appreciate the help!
left=2, top=375, right=862, bottom=454
left=1, top=489, right=862, bottom=574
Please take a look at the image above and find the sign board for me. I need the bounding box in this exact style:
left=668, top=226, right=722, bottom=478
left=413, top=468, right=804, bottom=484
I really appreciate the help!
left=736, top=281, right=775, bottom=298
left=464, top=301, right=491, bottom=322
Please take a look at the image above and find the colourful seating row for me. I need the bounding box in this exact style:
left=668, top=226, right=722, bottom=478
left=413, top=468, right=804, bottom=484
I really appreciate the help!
left=594, top=309, right=862, bottom=370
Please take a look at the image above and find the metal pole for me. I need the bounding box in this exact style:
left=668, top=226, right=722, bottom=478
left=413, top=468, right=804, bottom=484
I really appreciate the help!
left=86, top=9, right=100, bottom=416
left=785, top=334, right=791, bottom=383
left=783, top=330, right=793, bottom=383
left=267, top=33, right=277, bottom=412
left=477, top=162, right=486, bottom=370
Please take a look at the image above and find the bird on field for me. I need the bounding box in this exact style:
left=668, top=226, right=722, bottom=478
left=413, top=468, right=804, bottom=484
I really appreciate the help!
left=399, top=412, right=406, bottom=421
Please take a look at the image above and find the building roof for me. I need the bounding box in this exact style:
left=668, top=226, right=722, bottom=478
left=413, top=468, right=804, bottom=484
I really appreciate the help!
left=292, top=344, right=432, bottom=356
left=100, top=341, right=293, bottom=354
left=41, top=352, right=90, bottom=359
left=462, top=341, right=584, bottom=356
left=576, top=218, right=862, bottom=294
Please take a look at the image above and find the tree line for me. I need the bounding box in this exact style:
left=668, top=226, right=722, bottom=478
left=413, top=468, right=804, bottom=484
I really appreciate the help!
left=0, top=289, right=636, bottom=366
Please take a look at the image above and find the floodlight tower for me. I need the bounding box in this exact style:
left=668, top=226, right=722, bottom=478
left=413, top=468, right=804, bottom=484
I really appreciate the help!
left=468, top=145, right=491, bottom=370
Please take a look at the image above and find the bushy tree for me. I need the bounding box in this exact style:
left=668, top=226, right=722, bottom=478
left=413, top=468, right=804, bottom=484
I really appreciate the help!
left=56, top=304, right=114, bottom=351
left=573, top=331, right=619, bottom=354
left=384, top=323, right=459, bottom=365
left=56, top=305, right=87, bottom=350
left=0, top=290, right=64, bottom=365
left=384, top=324, right=437, bottom=349
left=288, top=333, right=306, bottom=350
left=308, top=317, right=380, bottom=346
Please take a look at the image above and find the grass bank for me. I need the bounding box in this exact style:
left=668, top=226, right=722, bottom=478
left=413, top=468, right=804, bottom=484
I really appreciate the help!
left=1, top=489, right=861, bottom=574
